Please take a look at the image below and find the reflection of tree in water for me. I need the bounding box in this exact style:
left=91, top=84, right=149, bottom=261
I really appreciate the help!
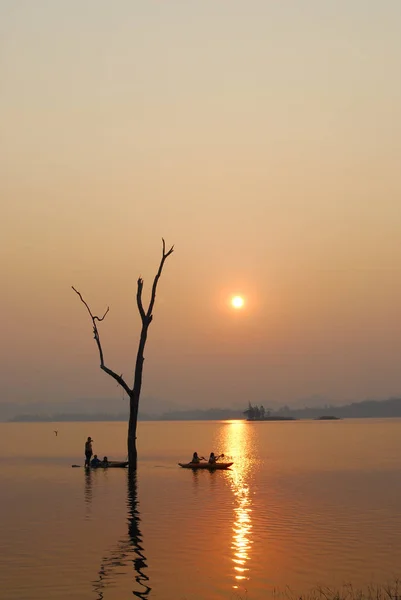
left=92, top=472, right=151, bottom=599
left=84, top=468, right=93, bottom=504
left=84, top=468, right=93, bottom=520
left=127, top=472, right=151, bottom=599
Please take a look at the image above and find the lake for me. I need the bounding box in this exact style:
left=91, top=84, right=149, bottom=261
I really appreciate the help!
left=0, top=419, right=400, bottom=599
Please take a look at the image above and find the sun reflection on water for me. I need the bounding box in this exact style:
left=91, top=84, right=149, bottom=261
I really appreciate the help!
left=220, top=421, right=255, bottom=590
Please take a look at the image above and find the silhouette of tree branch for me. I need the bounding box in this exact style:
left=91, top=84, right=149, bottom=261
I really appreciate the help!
left=146, top=238, right=174, bottom=319
left=72, top=287, right=131, bottom=397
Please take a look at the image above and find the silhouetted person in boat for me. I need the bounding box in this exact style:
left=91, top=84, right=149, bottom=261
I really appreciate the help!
left=101, top=456, right=109, bottom=467
left=91, top=454, right=101, bottom=468
left=85, top=437, right=93, bottom=467
left=208, top=452, right=222, bottom=464
left=191, top=452, right=205, bottom=464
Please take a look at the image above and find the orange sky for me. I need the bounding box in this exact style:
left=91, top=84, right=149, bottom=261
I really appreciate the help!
left=1, top=1, right=401, bottom=409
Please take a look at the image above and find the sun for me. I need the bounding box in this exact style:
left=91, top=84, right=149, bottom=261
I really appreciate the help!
left=231, top=295, right=245, bottom=309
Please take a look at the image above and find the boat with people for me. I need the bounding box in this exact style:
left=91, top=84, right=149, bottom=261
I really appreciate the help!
left=178, top=461, right=233, bottom=470
left=82, top=438, right=129, bottom=468
left=179, top=451, right=233, bottom=470
left=71, top=461, right=128, bottom=468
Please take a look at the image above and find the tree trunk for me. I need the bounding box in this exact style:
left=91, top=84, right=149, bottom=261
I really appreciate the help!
left=128, top=321, right=149, bottom=470
left=128, top=395, right=138, bottom=469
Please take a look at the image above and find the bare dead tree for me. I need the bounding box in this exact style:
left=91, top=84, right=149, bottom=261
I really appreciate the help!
left=73, top=239, right=174, bottom=469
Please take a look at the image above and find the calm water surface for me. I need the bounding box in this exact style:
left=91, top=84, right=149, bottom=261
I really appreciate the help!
left=1, top=419, right=401, bottom=599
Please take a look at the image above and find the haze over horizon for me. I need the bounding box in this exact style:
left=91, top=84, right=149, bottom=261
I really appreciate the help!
left=1, top=1, right=401, bottom=411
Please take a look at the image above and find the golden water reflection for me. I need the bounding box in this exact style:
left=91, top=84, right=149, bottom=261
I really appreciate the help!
left=220, top=421, right=255, bottom=591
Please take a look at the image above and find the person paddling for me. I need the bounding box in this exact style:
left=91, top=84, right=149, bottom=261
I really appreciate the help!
left=191, top=452, right=205, bottom=464
left=84, top=437, right=93, bottom=467
left=208, top=452, right=223, bottom=464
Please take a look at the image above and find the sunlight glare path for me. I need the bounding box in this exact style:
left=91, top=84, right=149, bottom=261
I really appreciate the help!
left=220, top=421, right=254, bottom=590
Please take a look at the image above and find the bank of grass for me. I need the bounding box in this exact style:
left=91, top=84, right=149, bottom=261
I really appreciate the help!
left=288, top=582, right=400, bottom=600
left=234, top=581, right=401, bottom=600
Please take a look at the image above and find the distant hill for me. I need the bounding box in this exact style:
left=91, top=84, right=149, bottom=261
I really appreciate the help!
left=8, top=408, right=243, bottom=422
left=3, top=396, right=401, bottom=422
left=273, top=397, right=401, bottom=419
left=8, top=412, right=154, bottom=423
left=158, top=398, right=401, bottom=420
left=0, top=395, right=182, bottom=422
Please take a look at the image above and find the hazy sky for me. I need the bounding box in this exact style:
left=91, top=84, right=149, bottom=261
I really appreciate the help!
left=1, top=1, right=401, bottom=410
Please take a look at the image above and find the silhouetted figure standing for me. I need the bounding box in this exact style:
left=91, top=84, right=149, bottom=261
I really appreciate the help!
left=84, top=436, right=93, bottom=467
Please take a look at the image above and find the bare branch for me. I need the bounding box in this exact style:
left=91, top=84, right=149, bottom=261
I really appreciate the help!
left=146, top=239, right=174, bottom=318
left=72, top=286, right=109, bottom=322
left=162, top=237, right=174, bottom=258
left=101, top=365, right=131, bottom=396
left=98, top=307, right=110, bottom=321
left=72, top=286, right=131, bottom=397
left=136, top=278, right=146, bottom=321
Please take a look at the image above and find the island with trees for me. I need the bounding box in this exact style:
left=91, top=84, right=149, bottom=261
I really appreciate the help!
left=243, top=402, right=297, bottom=421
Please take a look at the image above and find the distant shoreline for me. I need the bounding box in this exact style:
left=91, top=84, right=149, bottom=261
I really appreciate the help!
left=5, top=415, right=401, bottom=423
left=3, top=396, right=401, bottom=423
